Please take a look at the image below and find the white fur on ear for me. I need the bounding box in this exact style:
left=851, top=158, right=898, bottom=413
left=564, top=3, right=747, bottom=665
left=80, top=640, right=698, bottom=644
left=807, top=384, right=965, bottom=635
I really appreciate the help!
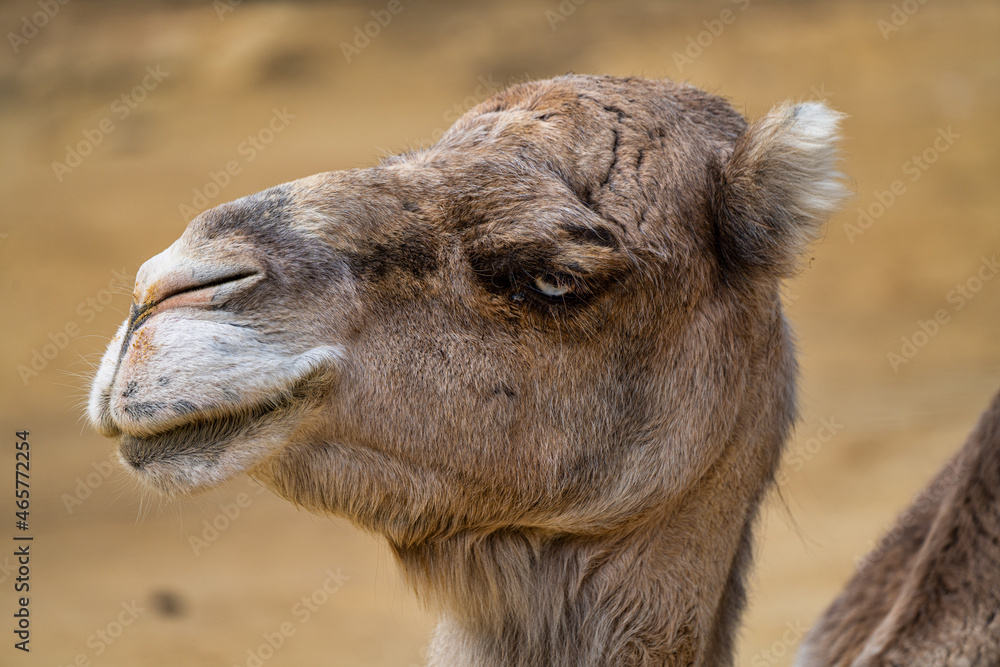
left=716, top=101, right=849, bottom=277
left=761, top=102, right=848, bottom=221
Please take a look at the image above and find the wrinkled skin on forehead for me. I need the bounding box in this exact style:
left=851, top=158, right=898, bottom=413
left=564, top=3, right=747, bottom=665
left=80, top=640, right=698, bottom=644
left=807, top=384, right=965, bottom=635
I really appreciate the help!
left=90, top=74, right=802, bottom=548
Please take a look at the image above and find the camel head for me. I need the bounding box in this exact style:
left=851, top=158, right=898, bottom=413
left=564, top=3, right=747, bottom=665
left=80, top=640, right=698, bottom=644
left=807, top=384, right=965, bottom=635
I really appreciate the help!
left=89, top=76, right=844, bottom=658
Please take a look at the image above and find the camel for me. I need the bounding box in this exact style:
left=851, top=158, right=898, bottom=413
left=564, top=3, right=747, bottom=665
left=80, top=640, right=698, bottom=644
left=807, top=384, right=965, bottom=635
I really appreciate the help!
left=797, top=386, right=1000, bottom=666
left=86, top=73, right=851, bottom=665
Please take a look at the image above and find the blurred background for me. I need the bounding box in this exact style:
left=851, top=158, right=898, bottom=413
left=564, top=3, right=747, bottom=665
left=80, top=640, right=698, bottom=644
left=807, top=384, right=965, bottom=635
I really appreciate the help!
left=0, top=0, right=997, bottom=665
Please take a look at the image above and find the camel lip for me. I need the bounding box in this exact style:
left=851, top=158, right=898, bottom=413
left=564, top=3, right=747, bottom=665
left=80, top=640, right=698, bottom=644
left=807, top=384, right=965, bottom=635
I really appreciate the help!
left=118, top=395, right=288, bottom=477
left=91, top=389, right=122, bottom=438
left=123, top=382, right=302, bottom=449
left=113, top=354, right=339, bottom=480
left=88, top=343, right=345, bottom=489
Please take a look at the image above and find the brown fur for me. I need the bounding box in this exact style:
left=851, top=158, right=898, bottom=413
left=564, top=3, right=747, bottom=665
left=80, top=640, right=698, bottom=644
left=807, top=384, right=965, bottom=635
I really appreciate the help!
left=88, top=75, right=847, bottom=665
left=798, top=387, right=1000, bottom=666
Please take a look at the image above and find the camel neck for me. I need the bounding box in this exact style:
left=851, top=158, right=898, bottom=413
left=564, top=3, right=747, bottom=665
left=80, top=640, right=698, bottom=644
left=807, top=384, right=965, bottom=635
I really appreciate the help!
left=393, top=496, right=757, bottom=667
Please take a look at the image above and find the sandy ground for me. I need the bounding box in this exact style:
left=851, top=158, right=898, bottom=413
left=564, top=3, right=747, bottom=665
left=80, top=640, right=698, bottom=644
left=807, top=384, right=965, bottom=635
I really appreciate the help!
left=0, top=0, right=998, bottom=665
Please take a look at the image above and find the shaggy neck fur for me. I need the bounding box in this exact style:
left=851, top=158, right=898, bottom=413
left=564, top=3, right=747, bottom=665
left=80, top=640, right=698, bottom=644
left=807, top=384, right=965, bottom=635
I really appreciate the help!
left=392, top=424, right=780, bottom=667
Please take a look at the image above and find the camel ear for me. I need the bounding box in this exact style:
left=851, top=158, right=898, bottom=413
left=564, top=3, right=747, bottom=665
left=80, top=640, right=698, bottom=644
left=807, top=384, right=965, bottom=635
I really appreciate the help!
left=715, top=101, right=847, bottom=279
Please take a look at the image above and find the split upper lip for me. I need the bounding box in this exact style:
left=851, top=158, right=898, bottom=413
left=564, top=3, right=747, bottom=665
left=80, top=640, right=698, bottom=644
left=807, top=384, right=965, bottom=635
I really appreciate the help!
left=112, top=269, right=260, bottom=385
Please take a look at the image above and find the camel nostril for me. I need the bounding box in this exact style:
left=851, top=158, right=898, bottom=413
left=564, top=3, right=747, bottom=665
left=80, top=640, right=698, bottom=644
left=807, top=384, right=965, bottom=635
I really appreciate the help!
left=124, top=267, right=262, bottom=340
left=133, top=268, right=261, bottom=318
left=152, top=270, right=260, bottom=309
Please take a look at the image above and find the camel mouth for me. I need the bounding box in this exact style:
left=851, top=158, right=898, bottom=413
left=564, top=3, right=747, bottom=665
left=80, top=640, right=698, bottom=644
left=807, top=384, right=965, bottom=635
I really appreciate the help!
left=116, top=390, right=307, bottom=495
left=119, top=396, right=284, bottom=471
left=87, top=331, right=345, bottom=493
left=108, top=347, right=344, bottom=495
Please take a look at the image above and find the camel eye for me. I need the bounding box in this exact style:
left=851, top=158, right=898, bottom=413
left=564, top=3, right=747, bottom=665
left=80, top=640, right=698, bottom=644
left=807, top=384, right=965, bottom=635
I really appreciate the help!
left=533, top=276, right=572, bottom=298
